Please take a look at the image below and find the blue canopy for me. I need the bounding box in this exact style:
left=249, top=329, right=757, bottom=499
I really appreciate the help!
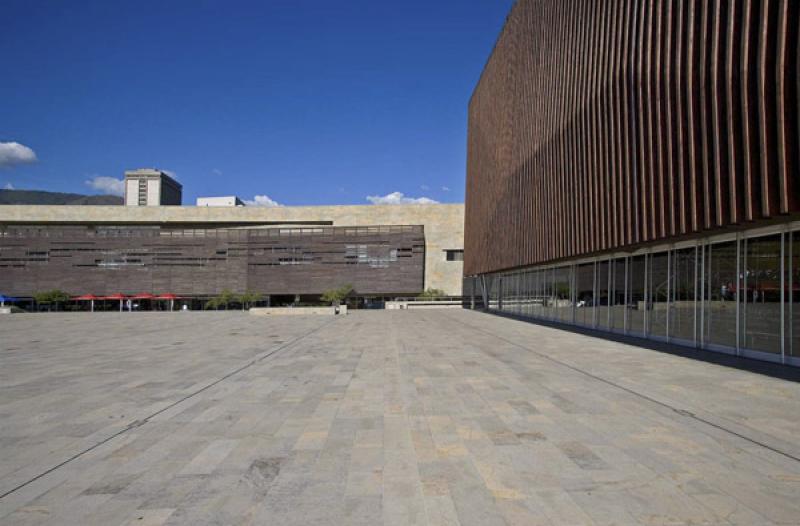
left=0, top=295, right=19, bottom=303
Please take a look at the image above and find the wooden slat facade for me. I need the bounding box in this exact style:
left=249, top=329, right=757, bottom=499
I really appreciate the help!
left=0, top=225, right=425, bottom=297
left=464, top=0, right=800, bottom=277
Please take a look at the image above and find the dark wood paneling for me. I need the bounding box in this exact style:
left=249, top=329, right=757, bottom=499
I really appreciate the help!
left=465, top=0, right=800, bottom=277
left=0, top=225, right=425, bottom=296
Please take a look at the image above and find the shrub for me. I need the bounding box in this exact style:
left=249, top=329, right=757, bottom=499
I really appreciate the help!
left=321, top=284, right=353, bottom=305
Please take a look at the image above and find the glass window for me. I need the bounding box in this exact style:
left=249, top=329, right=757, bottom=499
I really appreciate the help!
left=611, top=258, right=627, bottom=331
left=575, top=262, right=594, bottom=326
left=670, top=246, right=697, bottom=343
left=704, top=240, right=738, bottom=349
left=554, top=266, right=573, bottom=322
left=628, top=255, right=647, bottom=335
left=742, top=234, right=782, bottom=354
left=532, top=269, right=544, bottom=319
left=649, top=251, right=669, bottom=338
left=445, top=249, right=463, bottom=261
left=595, top=260, right=611, bottom=329
left=540, top=268, right=552, bottom=319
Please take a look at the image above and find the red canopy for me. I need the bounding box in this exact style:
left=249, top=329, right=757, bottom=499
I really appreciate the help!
left=130, top=293, right=155, bottom=300
left=102, top=293, right=128, bottom=300
left=73, top=294, right=100, bottom=301
left=155, top=293, right=180, bottom=300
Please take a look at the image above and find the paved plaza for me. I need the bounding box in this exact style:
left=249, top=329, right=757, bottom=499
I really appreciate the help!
left=1, top=310, right=800, bottom=525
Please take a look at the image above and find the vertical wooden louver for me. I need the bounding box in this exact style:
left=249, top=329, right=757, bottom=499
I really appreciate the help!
left=464, top=0, right=800, bottom=277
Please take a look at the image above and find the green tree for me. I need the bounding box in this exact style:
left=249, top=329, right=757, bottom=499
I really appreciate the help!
left=33, top=289, right=71, bottom=311
left=238, top=291, right=263, bottom=310
left=320, top=284, right=353, bottom=305
left=204, top=289, right=238, bottom=310
left=418, top=288, right=446, bottom=299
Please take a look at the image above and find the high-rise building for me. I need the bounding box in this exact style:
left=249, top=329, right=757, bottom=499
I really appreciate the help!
left=124, top=169, right=182, bottom=206
left=464, top=0, right=800, bottom=365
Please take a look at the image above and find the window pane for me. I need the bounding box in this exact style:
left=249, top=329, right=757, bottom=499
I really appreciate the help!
left=628, top=255, right=647, bottom=335
left=670, top=247, right=697, bottom=343
left=743, top=234, right=782, bottom=354
left=576, top=263, right=594, bottom=326
left=542, top=269, right=553, bottom=319
left=555, top=266, right=572, bottom=322
left=705, top=241, right=738, bottom=348
left=596, top=260, right=610, bottom=329
left=530, top=271, right=539, bottom=318
left=611, top=258, right=627, bottom=331
left=649, top=251, right=669, bottom=338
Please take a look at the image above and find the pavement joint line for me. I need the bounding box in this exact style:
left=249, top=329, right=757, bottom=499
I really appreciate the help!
left=444, top=311, right=800, bottom=465
left=0, top=316, right=340, bottom=501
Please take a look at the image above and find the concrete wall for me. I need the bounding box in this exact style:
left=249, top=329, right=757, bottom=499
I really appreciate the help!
left=0, top=203, right=465, bottom=295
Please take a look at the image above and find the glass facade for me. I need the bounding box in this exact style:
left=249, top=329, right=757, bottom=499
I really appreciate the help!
left=742, top=234, right=782, bottom=354
left=628, top=255, right=647, bottom=336
left=704, top=241, right=738, bottom=349
left=474, top=224, right=800, bottom=365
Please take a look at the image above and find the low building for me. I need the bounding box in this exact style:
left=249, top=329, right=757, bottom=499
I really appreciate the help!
left=124, top=169, right=182, bottom=206
left=196, top=196, right=245, bottom=207
left=0, top=203, right=464, bottom=304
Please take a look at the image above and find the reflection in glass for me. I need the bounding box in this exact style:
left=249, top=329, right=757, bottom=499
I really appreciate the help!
left=575, top=263, right=594, bottom=326
left=670, top=247, right=697, bottom=343
left=628, top=255, right=647, bottom=335
left=530, top=270, right=542, bottom=319
left=595, top=260, right=610, bottom=329
left=649, top=251, right=669, bottom=338
left=554, top=266, right=572, bottom=322
left=743, top=234, right=782, bottom=354
left=541, top=268, right=553, bottom=319
left=611, top=258, right=627, bottom=331
left=704, top=241, right=738, bottom=348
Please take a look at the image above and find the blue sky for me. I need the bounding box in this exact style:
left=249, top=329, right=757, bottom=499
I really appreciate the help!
left=0, top=0, right=514, bottom=206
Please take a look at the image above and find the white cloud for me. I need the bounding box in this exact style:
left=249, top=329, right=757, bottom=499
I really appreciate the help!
left=441, top=186, right=451, bottom=192
left=366, top=191, right=439, bottom=205
left=0, top=142, right=38, bottom=168
left=212, top=168, right=223, bottom=176
left=85, top=176, right=124, bottom=196
left=3, top=182, right=14, bottom=190
left=244, top=194, right=283, bottom=207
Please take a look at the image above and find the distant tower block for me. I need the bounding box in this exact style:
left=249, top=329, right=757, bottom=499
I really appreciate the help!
left=124, top=169, right=182, bottom=206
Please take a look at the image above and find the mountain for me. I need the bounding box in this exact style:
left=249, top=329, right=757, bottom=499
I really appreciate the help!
left=0, top=189, right=123, bottom=205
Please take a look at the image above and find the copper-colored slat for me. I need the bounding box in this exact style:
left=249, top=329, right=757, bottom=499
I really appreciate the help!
left=588, top=0, right=601, bottom=254
left=463, top=0, right=799, bottom=277
left=653, top=0, right=667, bottom=239
left=579, top=0, right=593, bottom=255
left=726, top=0, right=745, bottom=224
left=698, top=0, right=714, bottom=230
left=620, top=0, right=635, bottom=247
left=612, top=0, right=627, bottom=247
left=662, top=0, right=677, bottom=237
left=629, top=0, right=643, bottom=245
left=741, top=0, right=760, bottom=222
left=636, top=1, right=650, bottom=242
left=775, top=0, right=798, bottom=214
left=686, top=0, right=703, bottom=232
left=674, top=0, right=690, bottom=235
left=757, top=0, right=779, bottom=217
left=600, top=0, right=614, bottom=251
left=711, top=1, right=730, bottom=227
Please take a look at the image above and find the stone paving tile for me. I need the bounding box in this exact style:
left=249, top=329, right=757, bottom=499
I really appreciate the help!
left=1, top=310, right=800, bottom=525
